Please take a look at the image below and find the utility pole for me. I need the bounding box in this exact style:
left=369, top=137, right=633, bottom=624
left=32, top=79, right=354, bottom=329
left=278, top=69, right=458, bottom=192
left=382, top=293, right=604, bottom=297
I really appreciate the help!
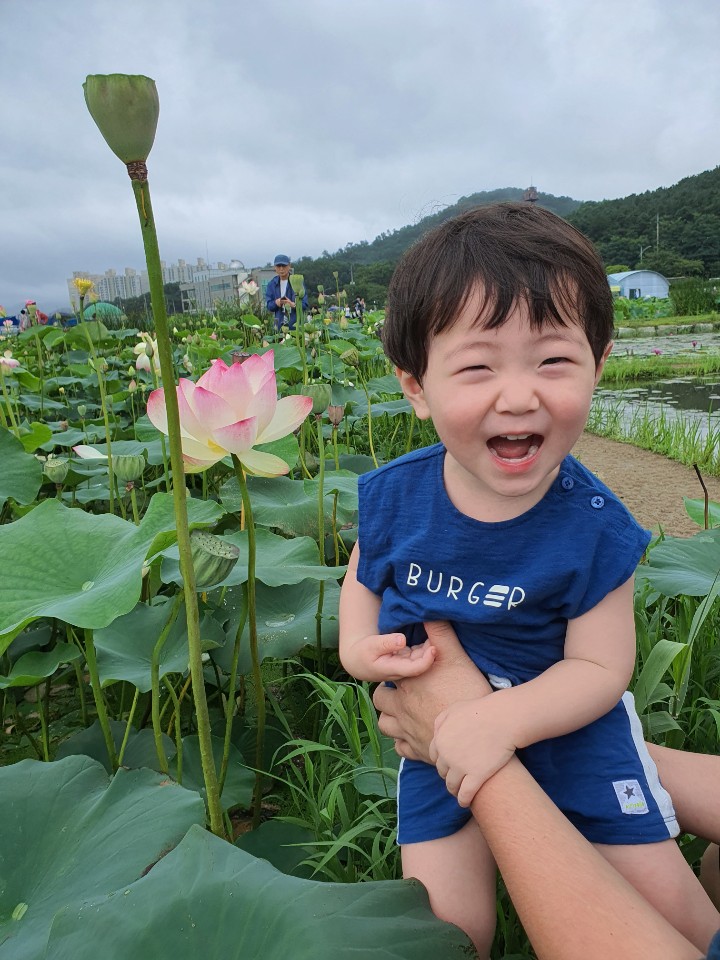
left=656, top=212, right=660, bottom=251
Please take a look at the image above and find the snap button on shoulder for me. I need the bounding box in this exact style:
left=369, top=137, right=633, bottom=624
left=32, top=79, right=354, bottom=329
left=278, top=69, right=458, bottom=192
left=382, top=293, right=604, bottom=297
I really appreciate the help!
left=561, top=476, right=574, bottom=490
left=590, top=495, right=605, bottom=509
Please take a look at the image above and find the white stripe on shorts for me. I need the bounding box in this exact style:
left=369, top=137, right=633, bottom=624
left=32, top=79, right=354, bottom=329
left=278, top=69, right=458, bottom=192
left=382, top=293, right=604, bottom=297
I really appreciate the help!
left=620, top=691, right=679, bottom=837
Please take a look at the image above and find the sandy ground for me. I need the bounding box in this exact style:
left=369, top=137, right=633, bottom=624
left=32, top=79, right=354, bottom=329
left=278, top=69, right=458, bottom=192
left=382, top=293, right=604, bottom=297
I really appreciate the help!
left=572, top=433, right=720, bottom=538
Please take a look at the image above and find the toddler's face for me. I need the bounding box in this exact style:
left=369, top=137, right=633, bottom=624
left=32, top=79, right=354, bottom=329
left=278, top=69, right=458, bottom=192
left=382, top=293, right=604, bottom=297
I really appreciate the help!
left=397, top=287, right=612, bottom=521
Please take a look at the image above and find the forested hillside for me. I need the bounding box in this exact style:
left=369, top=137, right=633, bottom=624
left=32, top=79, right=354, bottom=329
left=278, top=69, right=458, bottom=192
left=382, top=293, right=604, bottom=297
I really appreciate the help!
left=567, top=166, right=720, bottom=278
left=293, top=167, right=720, bottom=305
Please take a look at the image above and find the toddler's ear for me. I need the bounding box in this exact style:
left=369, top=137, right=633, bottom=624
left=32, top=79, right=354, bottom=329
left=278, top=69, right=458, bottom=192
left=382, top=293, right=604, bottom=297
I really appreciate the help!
left=395, top=367, right=431, bottom=420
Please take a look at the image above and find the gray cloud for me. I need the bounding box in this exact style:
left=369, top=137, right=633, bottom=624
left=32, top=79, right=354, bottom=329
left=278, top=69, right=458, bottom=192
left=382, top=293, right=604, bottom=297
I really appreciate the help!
left=2, top=0, right=719, bottom=313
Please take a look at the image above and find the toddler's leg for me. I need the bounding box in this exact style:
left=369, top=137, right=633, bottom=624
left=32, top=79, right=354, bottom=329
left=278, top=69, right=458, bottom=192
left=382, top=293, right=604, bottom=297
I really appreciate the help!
left=401, top=819, right=497, bottom=959
left=596, top=838, right=720, bottom=954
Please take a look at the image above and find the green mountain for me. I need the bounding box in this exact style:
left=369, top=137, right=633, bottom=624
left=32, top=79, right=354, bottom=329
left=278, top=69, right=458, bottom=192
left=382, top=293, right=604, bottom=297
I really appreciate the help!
left=294, top=167, right=720, bottom=305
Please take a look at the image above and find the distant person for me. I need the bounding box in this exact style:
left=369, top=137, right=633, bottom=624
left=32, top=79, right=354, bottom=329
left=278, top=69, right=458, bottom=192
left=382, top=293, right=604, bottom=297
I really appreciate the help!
left=265, top=254, right=308, bottom=330
left=339, top=202, right=720, bottom=957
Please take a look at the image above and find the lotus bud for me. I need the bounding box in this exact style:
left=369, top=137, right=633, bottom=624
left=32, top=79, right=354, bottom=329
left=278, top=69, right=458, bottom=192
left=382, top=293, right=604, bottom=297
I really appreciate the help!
left=339, top=317, right=349, bottom=330
left=128, top=379, right=137, bottom=392
left=317, top=284, right=324, bottom=293
left=318, top=293, right=325, bottom=304
left=113, top=454, right=146, bottom=483
left=299, top=383, right=332, bottom=415
left=143, top=339, right=154, bottom=359
left=189, top=530, right=240, bottom=590
left=83, top=74, right=159, bottom=170
left=127, top=365, right=135, bottom=377
left=59, top=386, right=65, bottom=395
left=327, top=404, right=345, bottom=427
left=340, top=347, right=359, bottom=366
left=289, top=274, right=305, bottom=296
left=332, top=271, right=339, bottom=280
left=43, top=456, right=69, bottom=484
left=77, top=403, right=87, bottom=417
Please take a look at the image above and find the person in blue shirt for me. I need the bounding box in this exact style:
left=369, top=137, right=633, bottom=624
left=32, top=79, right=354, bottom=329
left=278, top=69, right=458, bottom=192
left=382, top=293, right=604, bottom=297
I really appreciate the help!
left=339, top=202, right=720, bottom=957
left=264, top=254, right=308, bottom=330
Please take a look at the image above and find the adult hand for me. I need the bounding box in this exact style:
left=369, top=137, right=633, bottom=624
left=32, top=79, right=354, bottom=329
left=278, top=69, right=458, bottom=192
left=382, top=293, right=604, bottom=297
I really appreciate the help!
left=372, top=620, right=491, bottom=762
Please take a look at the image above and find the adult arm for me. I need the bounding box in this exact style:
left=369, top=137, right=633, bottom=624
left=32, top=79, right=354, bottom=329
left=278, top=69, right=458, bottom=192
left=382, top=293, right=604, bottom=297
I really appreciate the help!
left=648, top=743, right=720, bottom=844
left=265, top=276, right=279, bottom=313
left=471, top=756, right=703, bottom=960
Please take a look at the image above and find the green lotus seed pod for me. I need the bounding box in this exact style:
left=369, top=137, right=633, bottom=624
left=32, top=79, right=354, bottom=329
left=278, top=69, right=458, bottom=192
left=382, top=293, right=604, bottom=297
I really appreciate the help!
left=299, top=383, right=332, bottom=415
left=340, top=347, right=359, bottom=365
left=113, top=454, right=146, bottom=483
left=43, top=457, right=69, bottom=484
left=76, top=404, right=87, bottom=418
left=190, top=530, right=240, bottom=590
left=83, top=74, right=159, bottom=164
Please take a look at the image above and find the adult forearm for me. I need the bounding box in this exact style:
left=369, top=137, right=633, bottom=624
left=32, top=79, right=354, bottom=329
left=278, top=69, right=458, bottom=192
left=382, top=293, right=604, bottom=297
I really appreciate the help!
left=648, top=744, right=720, bottom=844
left=471, top=757, right=701, bottom=960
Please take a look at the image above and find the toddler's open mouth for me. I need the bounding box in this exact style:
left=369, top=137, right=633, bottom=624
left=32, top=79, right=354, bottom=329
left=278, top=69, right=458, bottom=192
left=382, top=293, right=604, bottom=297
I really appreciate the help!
left=487, top=433, right=542, bottom=462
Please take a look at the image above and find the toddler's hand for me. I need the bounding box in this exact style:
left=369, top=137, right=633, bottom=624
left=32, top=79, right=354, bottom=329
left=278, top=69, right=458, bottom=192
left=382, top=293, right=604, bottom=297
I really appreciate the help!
left=361, top=634, right=436, bottom=682
left=429, top=699, right=516, bottom=807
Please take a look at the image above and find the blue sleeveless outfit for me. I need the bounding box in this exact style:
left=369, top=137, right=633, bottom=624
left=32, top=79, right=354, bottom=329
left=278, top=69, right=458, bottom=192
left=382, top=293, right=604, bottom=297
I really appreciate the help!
left=357, top=443, right=678, bottom=845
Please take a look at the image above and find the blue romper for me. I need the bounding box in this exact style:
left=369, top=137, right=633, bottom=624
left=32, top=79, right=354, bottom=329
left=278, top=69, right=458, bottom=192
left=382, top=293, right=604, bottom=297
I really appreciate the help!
left=357, top=444, right=679, bottom=846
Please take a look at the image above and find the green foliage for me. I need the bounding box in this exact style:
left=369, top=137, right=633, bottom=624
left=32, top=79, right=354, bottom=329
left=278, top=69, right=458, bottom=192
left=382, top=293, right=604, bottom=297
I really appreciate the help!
left=670, top=278, right=720, bottom=315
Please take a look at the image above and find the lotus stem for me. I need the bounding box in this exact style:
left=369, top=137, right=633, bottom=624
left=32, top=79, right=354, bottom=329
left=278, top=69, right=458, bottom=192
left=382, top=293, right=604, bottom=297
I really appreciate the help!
left=219, top=584, right=248, bottom=796
left=315, top=416, right=326, bottom=673
left=162, top=676, right=183, bottom=782
left=117, top=686, right=140, bottom=767
left=151, top=590, right=184, bottom=773
left=83, top=628, right=117, bottom=770
left=82, top=325, right=116, bottom=516
left=129, top=171, right=223, bottom=837
left=232, top=454, right=265, bottom=828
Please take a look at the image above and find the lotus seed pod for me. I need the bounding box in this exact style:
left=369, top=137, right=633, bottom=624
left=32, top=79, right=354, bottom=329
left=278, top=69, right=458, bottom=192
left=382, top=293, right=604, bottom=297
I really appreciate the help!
left=83, top=74, right=159, bottom=165
left=113, top=454, right=146, bottom=483
left=340, top=347, right=358, bottom=366
left=43, top=457, right=69, bottom=484
left=190, top=530, right=240, bottom=589
left=77, top=403, right=87, bottom=417
left=300, top=383, right=332, bottom=415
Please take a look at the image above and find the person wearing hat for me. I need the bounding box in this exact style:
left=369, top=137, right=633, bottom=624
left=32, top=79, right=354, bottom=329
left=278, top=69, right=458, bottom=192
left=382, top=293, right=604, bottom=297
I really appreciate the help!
left=265, top=255, right=308, bottom=330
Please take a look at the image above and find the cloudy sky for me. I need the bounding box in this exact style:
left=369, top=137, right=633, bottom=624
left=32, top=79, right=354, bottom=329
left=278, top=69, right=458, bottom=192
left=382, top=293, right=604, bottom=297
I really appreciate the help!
left=2, top=0, right=719, bottom=313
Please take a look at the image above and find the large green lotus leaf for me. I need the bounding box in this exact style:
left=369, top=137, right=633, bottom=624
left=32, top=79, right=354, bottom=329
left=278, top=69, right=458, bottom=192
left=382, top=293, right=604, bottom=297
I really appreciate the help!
left=171, top=735, right=254, bottom=811
left=55, top=718, right=174, bottom=773
left=366, top=373, right=402, bottom=397
left=19, top=393, right=66, bottom=412
left=0, top=755, right=204, bottom=960
left=62, top=319, right=111, bottom=346
left=44, top=825, right=470, bottom=959
left=638, top=530, right=720, bottom=597
left=0, top=642, right=81, bottom=689
left=0, top=496, right=223, bottom=653
left=0, top=427, right=43, bottom=509
left=161, top=528, right=346, bottom=589
left=18, top=421, right=53, bottom=453
left=40, top=425, right=106, bottom=450
left=219, top=473, right=357, bottom=538
left=214, top=579, right=340, bottom=676
left=94, top=599, right=225, bottom=691
left=683, top=496, right=720, bottom=529
left=234, top=819, right=317, bottom=878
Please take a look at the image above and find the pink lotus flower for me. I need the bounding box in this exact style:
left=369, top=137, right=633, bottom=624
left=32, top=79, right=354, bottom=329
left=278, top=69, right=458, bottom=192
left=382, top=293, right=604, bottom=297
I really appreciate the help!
left=0, top=351, right=20, bottom=370
left=652, top=348, right=662, bottom=355
left=147, top=351, right=313, bottom=475
left=210, top=332, right=218, bottom=341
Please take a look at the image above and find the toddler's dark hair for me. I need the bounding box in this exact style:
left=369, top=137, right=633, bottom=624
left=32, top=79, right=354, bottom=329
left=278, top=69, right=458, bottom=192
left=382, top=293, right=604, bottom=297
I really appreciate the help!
left=383, top=202, right=614, bottom=380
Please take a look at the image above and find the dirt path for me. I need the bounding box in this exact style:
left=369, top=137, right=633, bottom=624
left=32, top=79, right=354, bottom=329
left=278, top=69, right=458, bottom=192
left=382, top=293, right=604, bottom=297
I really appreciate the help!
left=572, top=433, right=720, bottom=538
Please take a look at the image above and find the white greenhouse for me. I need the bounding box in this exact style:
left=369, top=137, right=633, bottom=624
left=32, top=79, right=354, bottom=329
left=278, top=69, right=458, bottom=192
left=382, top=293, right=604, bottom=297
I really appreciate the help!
left=607, top=270, right=670, bottom=299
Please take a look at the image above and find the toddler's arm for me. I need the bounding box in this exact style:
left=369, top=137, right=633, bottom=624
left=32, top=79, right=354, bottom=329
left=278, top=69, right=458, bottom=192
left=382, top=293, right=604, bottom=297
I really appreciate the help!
left=431, top=576, right=637, bottom=805
left=339, top=542, right=436, bottom=682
